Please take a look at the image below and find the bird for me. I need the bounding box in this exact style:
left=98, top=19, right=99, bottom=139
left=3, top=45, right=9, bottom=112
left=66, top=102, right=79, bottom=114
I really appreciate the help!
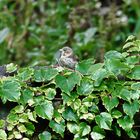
left=55, top=46, right=78, bottom=69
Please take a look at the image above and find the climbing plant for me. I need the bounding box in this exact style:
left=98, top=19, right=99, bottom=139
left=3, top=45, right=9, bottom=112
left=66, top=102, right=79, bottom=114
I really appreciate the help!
left=0, top=36, right=140, bottom=140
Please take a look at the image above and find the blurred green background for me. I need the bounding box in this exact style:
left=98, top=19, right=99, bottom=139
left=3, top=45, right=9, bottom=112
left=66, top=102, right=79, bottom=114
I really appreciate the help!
left=0, top=0, right=140, bottom=66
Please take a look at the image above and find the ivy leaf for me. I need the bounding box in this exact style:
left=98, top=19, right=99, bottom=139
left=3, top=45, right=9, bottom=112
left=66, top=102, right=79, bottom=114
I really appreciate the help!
left=105, top=59, right=130, bottom=75
left=105, top=51, right=124, bottom=60
left=111, top=109, right=122, bottom=119
left=35, top=100, right=54, bottom=120
left=131, top=82, right=140, bottom=90
left=62, top=107, right=78, bottom=122
left=34, top=68, right=58, bottom=82
left=67, top=122, right=79, bottom=134
left=20, top=89, right=34, bottom=105
left=17, top=67, right=34, bottom=81
left=102, top=96, right=119, bottom=112
left=0, top=129, right=7, bottom=140
left=39, top=131, right=51, bottom=140
left=13, top=105, right=24, bottom=114
left=116, top=87, right=131, bottom=102
left=0, top=120, right=5, bottom=128
left=17, top=124, right=27, bottom=133
left=25, top=122, right=35, bottom=136
left=126, top=130, right=138, bottom=139
left=79, top=122, right=91, bottom=137
left=0, top=79, right=21, bottom=102
left=77, top=78, right=93, bottom=95
left=87, top=63, right=104, bottom=75
left=90, top=126, right=105, bottom=140
left=68, top=72, right=81, bottom=90
left=117, top=116, right=134, bottom=131
left=44, top=88, right=56, bottom=100
left=90, top=69, right=109, bottom=86
left=6, top=63, right=17, bottom=73
left=49, top=120, right=65, bottom=137
left=74, top=134, right=88, bottom=140
left=7, top=113, right=19, bottom=124
left=95, top=112, right=113, bottom=130
left=123, top=100, right=139, bottom=119
left=55, top=75, right=69, bottom=94
left=75, top=59, right=95, bottom=75
left=127, top=66, right=140, bottom=80
left=55, top=72, right=81, bottom=94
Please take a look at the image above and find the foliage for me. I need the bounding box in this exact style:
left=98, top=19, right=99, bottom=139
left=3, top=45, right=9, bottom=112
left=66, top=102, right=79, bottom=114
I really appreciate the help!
left=0, top=0, right=140, bottom=65
left=0, top=36, right=140, bottom=139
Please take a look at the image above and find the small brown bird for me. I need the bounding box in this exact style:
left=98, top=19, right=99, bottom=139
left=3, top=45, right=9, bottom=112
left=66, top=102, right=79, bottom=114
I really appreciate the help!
left=55, top=47, right=78, bottom=69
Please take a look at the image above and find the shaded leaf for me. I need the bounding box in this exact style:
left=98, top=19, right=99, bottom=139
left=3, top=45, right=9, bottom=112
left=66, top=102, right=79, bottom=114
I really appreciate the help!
left=35, top=100, right=54, bottom=120
left=90, top=126, right=105, bottom=140
left=39, top=131, right=51, bottom=140
left=102, top=96, right=119, bottom=112
left=62, top=107, right=78, bottom=122
left=0, top=79, right=21, bottom=102
left=95, top=112, right=113, bottom=130
left=123, top=100, right=139, bottom=119
left=49, top=120, right=65, bottom=137
left=117, top=116, right=134, bottom=131
left=34, top=68, right=58, bottom=82
left=77, top=78, right=93, bottom=95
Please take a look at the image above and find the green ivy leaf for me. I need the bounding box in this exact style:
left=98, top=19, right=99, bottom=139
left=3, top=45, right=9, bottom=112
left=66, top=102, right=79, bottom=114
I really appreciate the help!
left=49, top=120, right=65, bottom=137
left=67, top=122, right=79, bottom=134
left=90, top=126, right=105, bottom=140
left=0, top=79, right=21, bottom=102
left=117, top=116, right=134, bottom=131
left=62, top=107, right=78, bottom=122
left=20, top=89, right=34, bottom=105
left=123, top=100, right=139, bottom=119
left=90, top=69, right=109, bottom=86
left=105, top=59, right=130, bottom=75
left=7, top=113, right=19, bottom=124
left=55, top=75, right=69, bottom=94
left=131, top=82, right=140, bottom=90
left=123, top=42, right=135, bottom=49
left=95, top=112, right=113, bottom=130
left=126, top=130, right=138, bottom=139
left=13, top=105, right=24, bottom=114
left=87, top=63, right=104, bottom=75
left=44, top=88, right=56, bottom=100
left=102, top=96, right=119, bottom=112
left=35, top=100, right=54, bottom=120
left=34, top=68, right=58, bottom=82
left=79, top=122, right=91, bottom=137
left=17, top=67, right=34, bottom=81
left=25, top=122, right=35, bottom=136
left=14, top=131, right=22, bottom=139
left=55, top=72, right=81, bottom=94
left=111, top=110, right=122, bottom=119
left=116, top=87, right=131, bottom=102
left=77, top=78, right=93, bottom=95
left=105, top=51, right=124, bottom=60
left=68, top=72, right=81, bottom=90
left=0, top=129, right=7, bottom=140
left=75, top=59, right=95, bottom=75
left=6, top=63, right=17, bottom=73
left=0, top=120, right=5, bottom=128
left=39, top=131, right=51, bottom=140
left=17, top=124, right=27, bottom=133
left=127, top=66, right=140, bottom=80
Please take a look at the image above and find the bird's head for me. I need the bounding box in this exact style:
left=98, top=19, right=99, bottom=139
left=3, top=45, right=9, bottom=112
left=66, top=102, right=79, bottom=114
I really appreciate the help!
left=59, top=46, right=73, bottom=57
